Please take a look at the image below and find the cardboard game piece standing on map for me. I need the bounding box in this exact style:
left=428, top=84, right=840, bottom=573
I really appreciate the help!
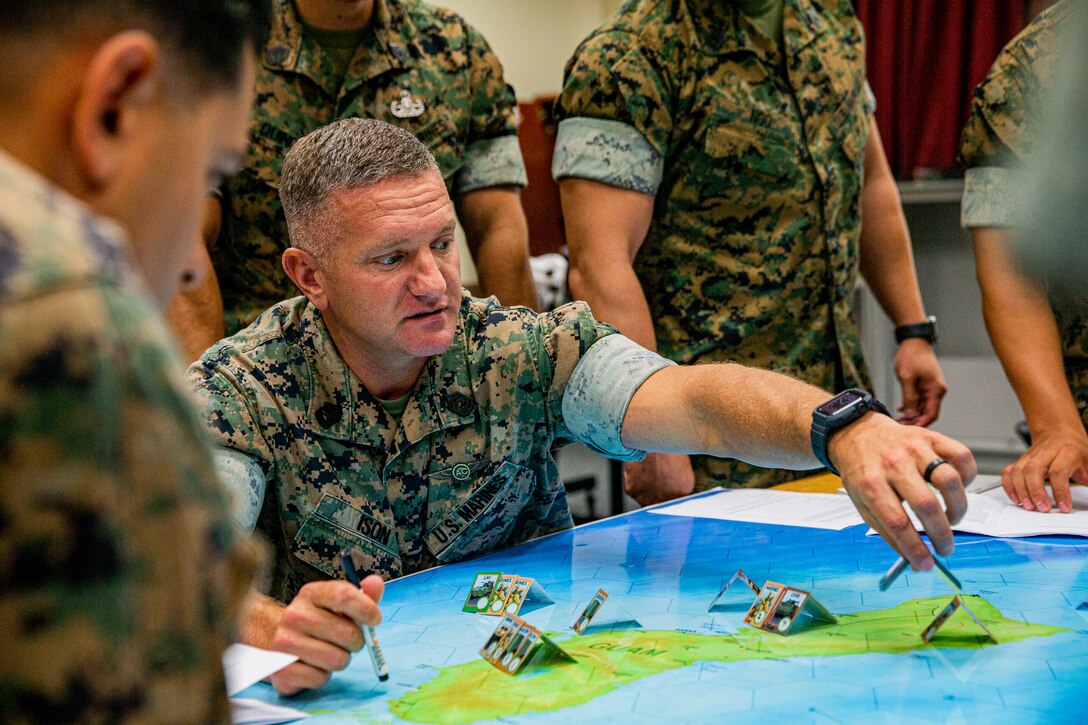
left=708, top=569, right=762, bottom=612
left=572, top=589, right=608, bottom=634
left=480, top=614, right=575, bottom=675
left=463, top=572, right=502, bottom=613
left=764, top=588, right=809, bottom=634
left=473, top=573, right=555, bottom=616
left=744, top=581, right=837, bottom=635
left=744, top=583, right=784, bottom=628
left=485, top=575, right=516, bottom=615
left=921, top=596, right=997, bottom=644
left=504, top=577, right=532, bottom=615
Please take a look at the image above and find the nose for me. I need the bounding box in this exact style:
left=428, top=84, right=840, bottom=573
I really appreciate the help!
left=407, top=248, right=447, bottom=299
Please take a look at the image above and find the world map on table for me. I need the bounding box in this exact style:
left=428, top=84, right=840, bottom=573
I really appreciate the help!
left=240, top=494, right=1088, bottom=724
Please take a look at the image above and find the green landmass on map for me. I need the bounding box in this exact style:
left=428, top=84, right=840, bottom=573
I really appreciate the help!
left=388, top=596, right=1065, bottom=725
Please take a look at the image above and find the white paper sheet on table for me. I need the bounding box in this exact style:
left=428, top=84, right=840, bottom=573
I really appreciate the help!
left=223, top=643, right=299, bottom=696
left=897, top=475, right=1088, bottom=538
left=230, top=698, right=309, bottom=725
left=222, top=644, right=307, bottom=724
left=649, top=488, right=865, bottom=530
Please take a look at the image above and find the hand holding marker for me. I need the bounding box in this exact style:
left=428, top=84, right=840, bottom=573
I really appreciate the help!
left=339, top=550, right=389, bottom=682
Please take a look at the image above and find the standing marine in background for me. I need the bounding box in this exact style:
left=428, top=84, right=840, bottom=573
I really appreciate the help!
left=172, top=0, right=538, bottom=358
left=553, top=0, right=945, bottom=503
left=959, top=0, right=1084, bottom=514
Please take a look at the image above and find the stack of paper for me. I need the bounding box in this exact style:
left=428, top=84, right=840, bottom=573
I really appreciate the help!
left=915, top=476, right=1088, bottom=538
left=648, top=489, right=865, bottom=530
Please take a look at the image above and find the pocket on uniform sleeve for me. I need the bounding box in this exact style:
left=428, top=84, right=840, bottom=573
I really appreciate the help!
left=424, top=460, right=536, bottom=563
left=291, top=492, right=401, bottom=579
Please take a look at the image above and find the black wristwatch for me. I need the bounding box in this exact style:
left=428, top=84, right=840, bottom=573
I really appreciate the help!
left=811, top=389, right=891, bottom=475
left=894, top=315, right=938, bottom=344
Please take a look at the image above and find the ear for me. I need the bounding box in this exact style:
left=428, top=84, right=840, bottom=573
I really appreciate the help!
left=283, top=247, right=329, bottom=309
left=70, top=31, right=160, bottom=188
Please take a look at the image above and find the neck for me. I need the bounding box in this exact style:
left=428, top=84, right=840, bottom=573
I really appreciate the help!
left=323, top=321, right=425, bottom=400
left=293, top=0, right=375, bottom=31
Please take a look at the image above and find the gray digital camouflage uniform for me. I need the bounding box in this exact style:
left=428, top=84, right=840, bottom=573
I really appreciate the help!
left=553, top=0, right=874, bottom=489
left=958, top=0, right=1088, bottom=425
left=188, top=295, right=654, bottom=602
left=213, top=0, right=528, bottom=333
left=0, top=150, right=258, bottom=723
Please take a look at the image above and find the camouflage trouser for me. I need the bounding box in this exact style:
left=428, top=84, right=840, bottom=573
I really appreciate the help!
left=692, top=456, right=823, bottom=491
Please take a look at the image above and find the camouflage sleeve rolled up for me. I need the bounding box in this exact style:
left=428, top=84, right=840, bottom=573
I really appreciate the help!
left=562, top=333, right=676, bottom=459
left=0, top=286, right=257, bottom=723
left=554, top=30, right=674, bottom=163
left=530, top=300, right=619, bottom=441
left=552, top=117, right=664, bottom=194
left=959, top=1, right=1068, bottom=170
left=959, top=2, right=1067, bottom=228
left=450, top=14, right=527, bottom=195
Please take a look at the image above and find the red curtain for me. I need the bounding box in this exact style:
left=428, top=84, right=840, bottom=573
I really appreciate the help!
left=855, top=0, right=1029, bottom=178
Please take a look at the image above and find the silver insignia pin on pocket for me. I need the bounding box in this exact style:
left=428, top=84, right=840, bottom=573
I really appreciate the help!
left=391, top=89, right=425, bottom=118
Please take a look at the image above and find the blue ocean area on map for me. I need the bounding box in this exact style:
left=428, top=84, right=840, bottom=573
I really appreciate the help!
left=240, top=490, right=1088, bottom=723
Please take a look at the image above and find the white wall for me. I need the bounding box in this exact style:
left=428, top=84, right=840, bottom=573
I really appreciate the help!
left=440, top=0, right=623, bottom=100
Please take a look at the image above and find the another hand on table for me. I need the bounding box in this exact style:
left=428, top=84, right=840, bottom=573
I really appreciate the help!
left=829, top=411, right=976, bottom=570
left=624, top=451, right=695, bottom=507
left=1002, top=427, right=1088, bottom=513
left=268, top=577, right=385, bottom=695
left=894, top=338, right=946, bottom=426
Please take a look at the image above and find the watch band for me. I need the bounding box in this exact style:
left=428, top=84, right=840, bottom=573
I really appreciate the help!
left=894, top=315, right=938, bottom=344
left=811, top=390, right=891, bottom=475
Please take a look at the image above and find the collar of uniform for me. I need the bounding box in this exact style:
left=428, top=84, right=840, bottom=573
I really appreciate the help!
left=390, top=293, right=477, bottom=457
left=297, top=302, right=395, bottom=451
left=690, top=0, right=827, bottom=57
left=0, top=147, right=137, bottom=302
left=262, top=0, right=413, bottom=96
left=341, top=0, right=416, bottom=94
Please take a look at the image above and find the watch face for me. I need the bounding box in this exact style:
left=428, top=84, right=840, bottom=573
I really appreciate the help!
left=817, top=390, right=866, bottom=416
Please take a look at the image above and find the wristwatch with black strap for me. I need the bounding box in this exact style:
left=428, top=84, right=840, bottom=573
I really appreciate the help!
left=811, top=388, right=892, bottom=475
left=894, top=315, right=938, bottom=345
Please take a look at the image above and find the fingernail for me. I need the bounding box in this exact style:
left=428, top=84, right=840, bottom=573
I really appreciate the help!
left=1035, top=499, right=1050, bottom=512
left=1060, top=502, right=1072, bottom=513
left=1022, top=501, right=1034, bottom=511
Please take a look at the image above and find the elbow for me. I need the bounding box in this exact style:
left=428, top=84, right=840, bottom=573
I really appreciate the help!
left=567, top=263, right=591, bottom=302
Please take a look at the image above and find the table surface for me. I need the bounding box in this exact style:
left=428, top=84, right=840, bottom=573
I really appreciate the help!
left=241, top=485, right=1088, bottom=724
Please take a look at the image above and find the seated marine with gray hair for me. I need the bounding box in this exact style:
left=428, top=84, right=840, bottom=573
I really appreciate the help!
left=188, top=117, right=977, bottom=696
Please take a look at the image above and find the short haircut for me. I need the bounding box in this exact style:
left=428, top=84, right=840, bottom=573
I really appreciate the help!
left=0, top=0, right=270, bottom=93
left=280, top=118, right=440, bottom=257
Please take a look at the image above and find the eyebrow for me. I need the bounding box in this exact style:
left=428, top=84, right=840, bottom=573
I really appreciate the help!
left=368, top=221, right=457, bottom=256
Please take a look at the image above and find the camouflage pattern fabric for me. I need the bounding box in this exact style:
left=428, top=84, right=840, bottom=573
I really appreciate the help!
left=0, top=151, right=258, bottom=723
left=554, top=0, right=872, bottom=489
left=958, top=0, right=1088, bottom=426
left=214, top=0, right=527, bottom=334
left=188, top=295, right=613, bottom=602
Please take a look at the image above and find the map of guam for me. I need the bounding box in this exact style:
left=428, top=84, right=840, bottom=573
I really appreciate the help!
left=389, top=596, right=1065, bottom=724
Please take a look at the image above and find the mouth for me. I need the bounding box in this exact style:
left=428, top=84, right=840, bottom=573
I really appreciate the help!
left=406, top=306, right=447, bottom=320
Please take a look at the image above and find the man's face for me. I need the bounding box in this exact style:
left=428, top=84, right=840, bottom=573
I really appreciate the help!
left=314, top=169, right=462, bottom=385
left=110, top=53, right=256, bottom=307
